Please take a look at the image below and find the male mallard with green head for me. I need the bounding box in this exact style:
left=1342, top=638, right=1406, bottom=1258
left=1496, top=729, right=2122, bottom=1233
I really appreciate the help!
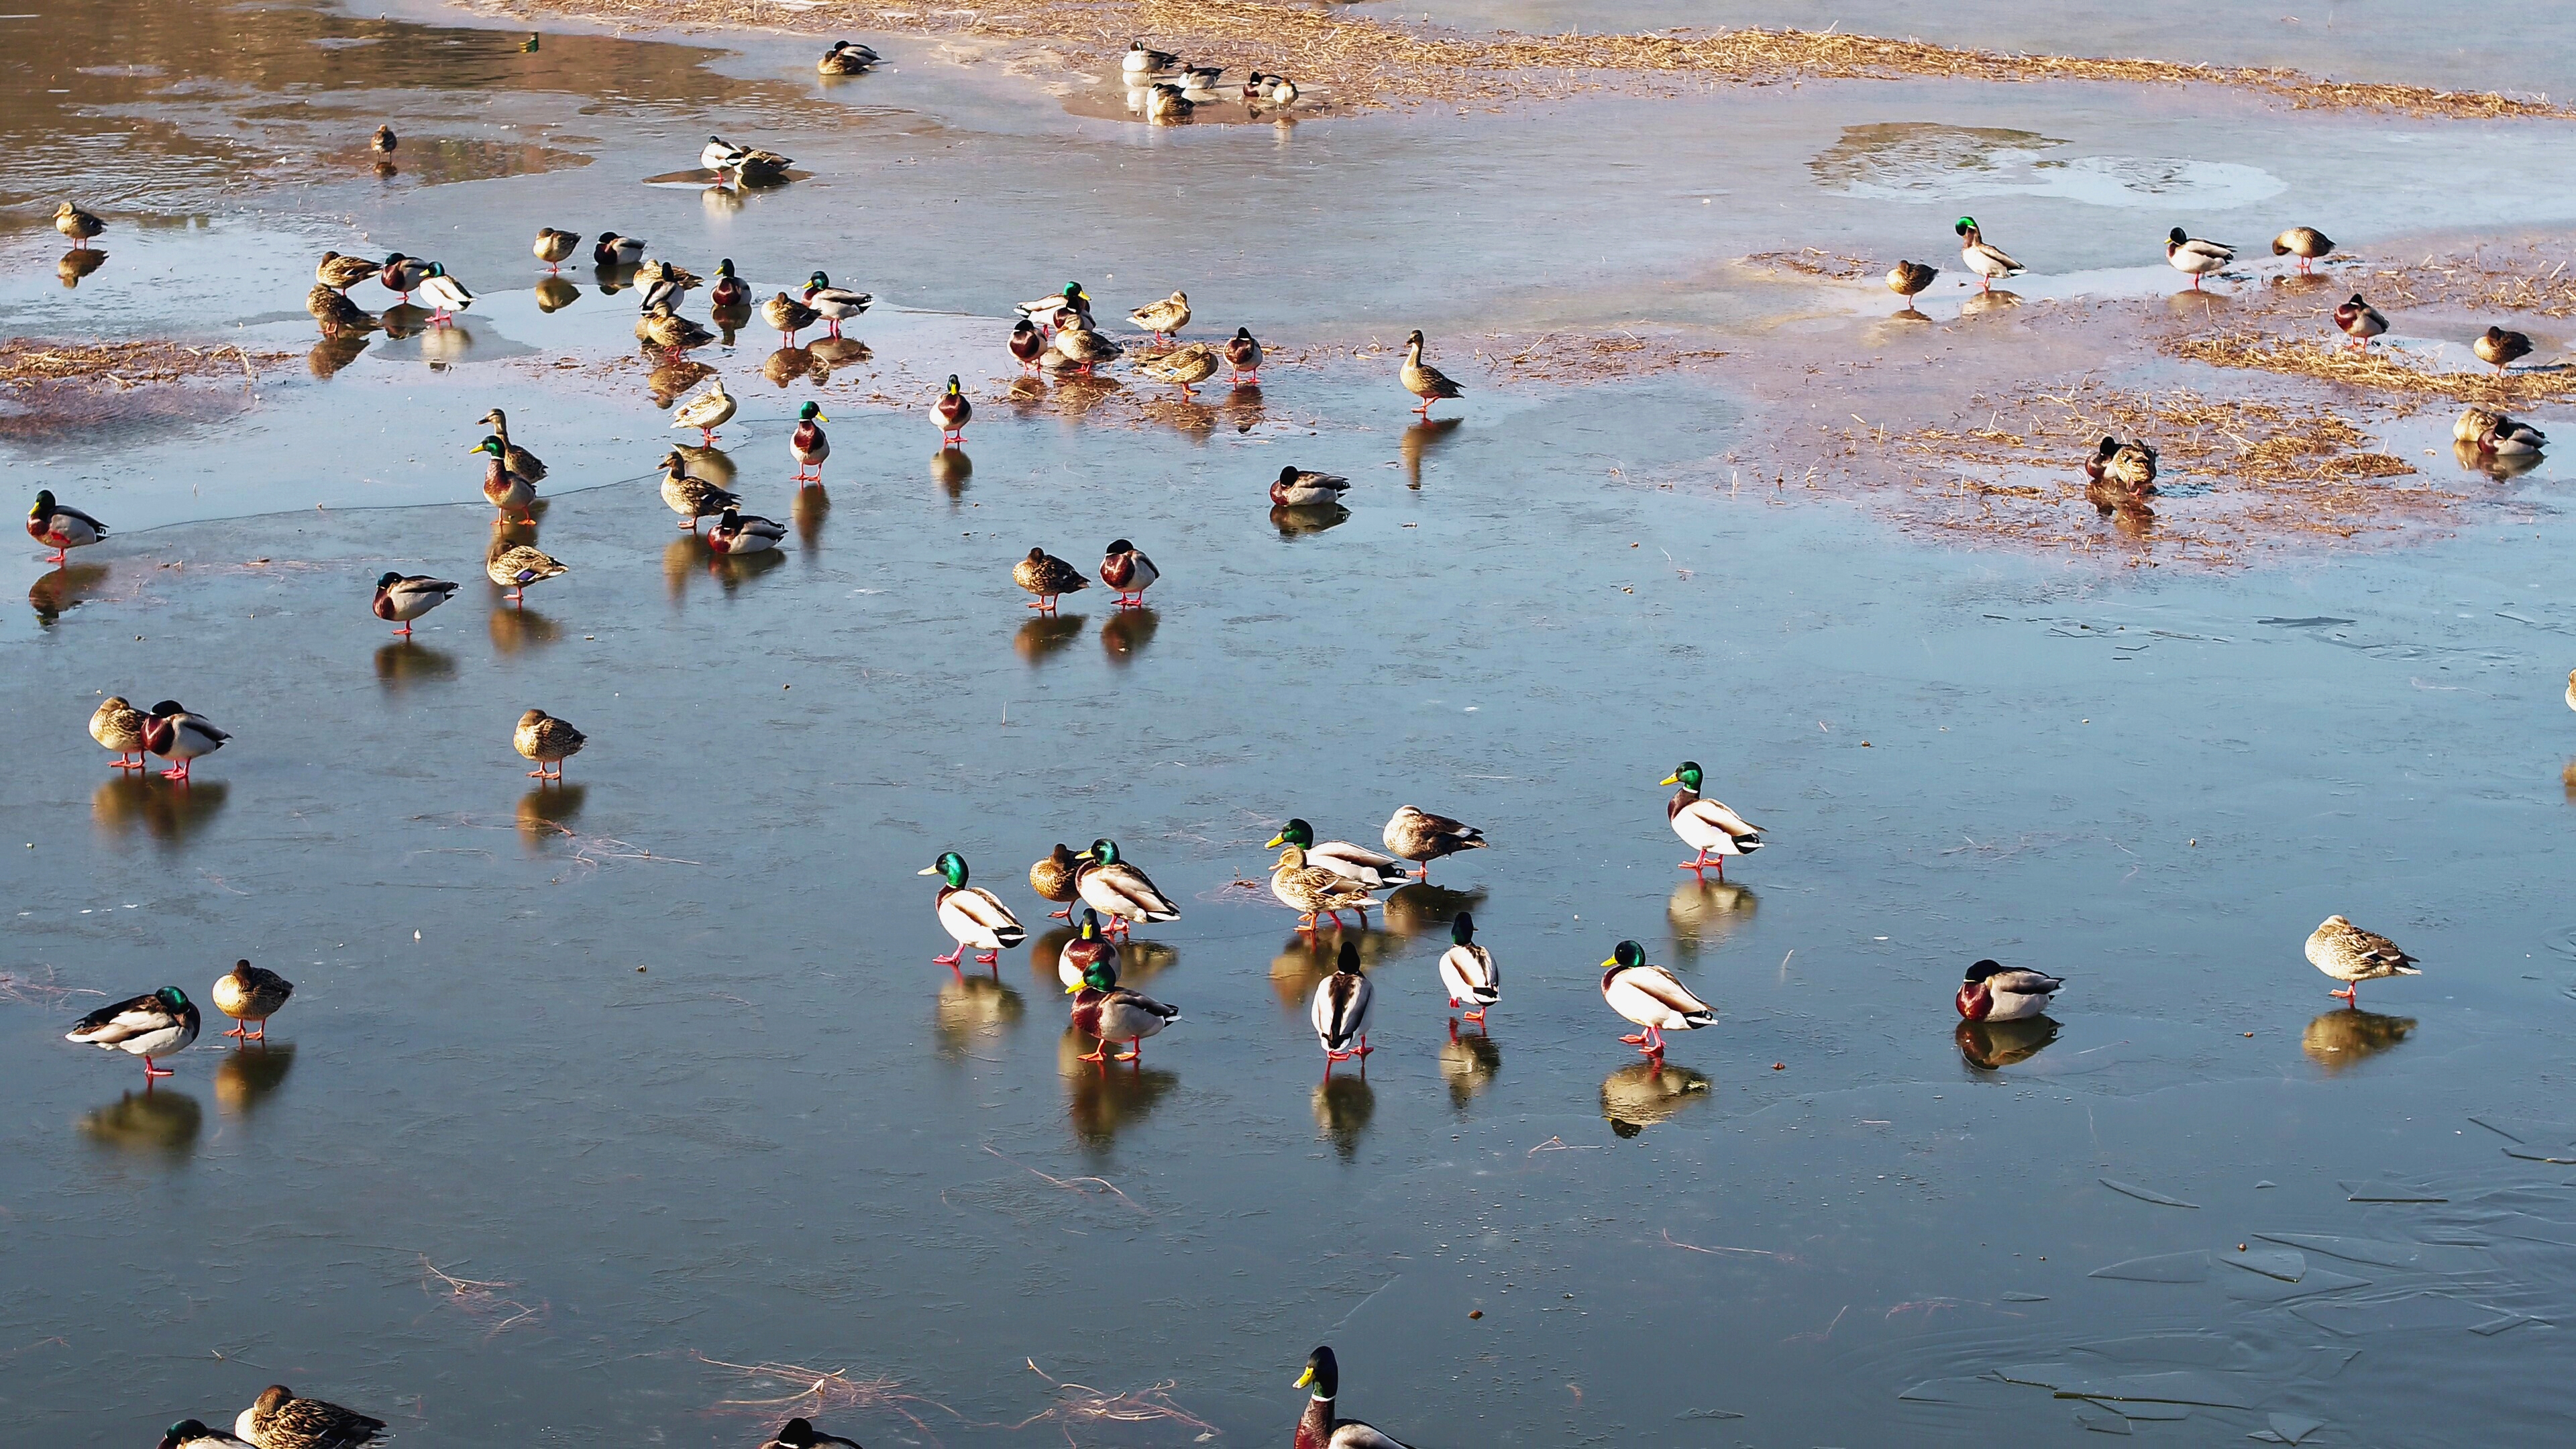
left=1437, top=912, right=1499, bottom=1023
left=66, top=986, right=199, bottom=1079
left=1309, top=943, right=1375, bottom=1065
left=1225, top=326, right=1264, bottom=383
left=1059, top=908, right=1120, bottom=988
left=1293, top=1345, right=1414, bottom=1448
left=1069, top=958, right=1179, bottom=1063
left=1660, top=761, right=1763, bottom=874
left=2334, top=293, right=2386, bottom=348
left=1074, top=838, right=1181, bottom=937
left=142, top=700, right=227, bottom=782
left=1265, top=818, right=1406, bottom=888
left=374, top=572, right=458, bottom=636
left=28, top=489, right=107, bottom=566
left=935, top=374, right=972, bottom=445
left=802, top=272, right=870, bottom=336
left=1953, top=217, right=2021, bottom=291
left=819, top=40, right=879, bottom=74
left=790, top=400, right=830, bottom=480
left=1019, top=281, right=1091, bottom=333
left=159, top=1419, right=250, bottom=1448
left=707, top=508, right=786, bottom=557
left=1601, top=940, right=1713, bottom=1057
left=212, top=959, right=294, bottom=1040
left=1098, top=538, right=1159, bottom=606
left=919, top=851, right=1026, bottom=968
left=2164, top=227, right=2233, bottom=289
left=472, top=436, right=536, bottom=518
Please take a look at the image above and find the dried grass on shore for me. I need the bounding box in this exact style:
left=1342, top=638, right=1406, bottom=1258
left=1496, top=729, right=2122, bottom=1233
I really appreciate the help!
left=2168, top=332, right=2576, bottom=407
left=494, top=0, right=2572, bottom=119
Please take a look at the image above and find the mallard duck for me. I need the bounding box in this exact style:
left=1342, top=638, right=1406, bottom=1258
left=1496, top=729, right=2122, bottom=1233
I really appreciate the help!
left=659, top=449, right=741, bottom=529
left=91, top=696, right=148, bottom=770
left=800, top=272, right=869, bottom=335
left=1273, top=845, right=1381, bottom=932
left=1399, top=329, right=1463, bottom=415
left=1382, top=804, right=1485, bottom=881
left=1129, top=290, right=1191, bottom=339
left=2164, top=227, right=2233, bottom=288
left=1262, top=820, right=1405, bottom=889
left=1020, top=282, right=1091, bottom=333
left=594, top=232, right=647, bottom=266
left=1046, top=317, right=1121, bottom=373
left=1014, top=545, right=1086, bottom=609
left=818, top=40, right=879, bottom=74
left=66, top=986, right=199, bottom=1078
left=374, top=572, right=458, bottom=635
left=669, top=378, right=736, bottom=443
left=1032, top=844, right=1085, bottom=918
left=1955, top=959, right=2061, bottom=1022
left=234, top=1385, right=387, bottom=1449
left=142, top=700, right=226, bottom=782
left=2306, top=915, right=2420, bottom=1005
left=160, top=1420, right=252, bottom=1448
left=765, top=1419, right=863, bottom=1449
left=478, top=408, right=546, bottom=482
left=2103, top=436, right=2158, bottom=489
left=707, top=508, right=786, bottom=556
left=2334, top=292, right=2387, bottom=348
left=1139, top=340, right=1218, bottom=392
left=936, top=374, right=973, bottom=445
left=787, top=400, right=830, bottom=480
left=1074, top=839, right=1181, bottom=937
left=708, top=257, right=749, bottom=310
left=486, top=538, right=565, bottom=604
left=533, top=227, right=579, bottom=272
left=413, top=261, right=473, bottom=321
left=2273, top=226, right=2334, bottom=272
left=307, top=283, right=376, bottom=335
left=700, top=134, right=748, bottom=173
left=1885, top=259, right=1939, bottom=303
left=2454, top=407, right=2546, bottom=455
left=55, top=201, right=105, bottom=247
left=1059, top=907, right=1120, bottom=988
left=2476, top=325, right=2534, bottom=373
left=1601, top=940, right=1713, bottom=1057
left=27, top=489, right=107, bottom=565
left=763, top=290, right=820, bottom=343
left=1224, top=327, right=1265, bottom=383
left=211, top=959, right=294, bottom=1040
left=914, top=851, right=1026, bottom=967
left=1098, top=538, right=1159, bottom=606
left=513, top=708, right=585, bottom=780
left=1437, top=912, right=1499, bottom=1022
left=1953, top=217, right=2022, bottom=291
left=1006, top=319, right=1049, bottom=373
left=734, top=146, right=794, bottom=184
left=1269, top=466, right=1350, bottom=506
left=637, top=264, right=700, bottom=316
left=1660, top=761, right=1763, bottom=873
left=1122, top=40, right=1179, bottom=76
left=316, top=250, right=380, bottom=290
left=370, top=124, right=397, bottom=154
left=1069, top=958, right=1179, bottom=1062
left=1245, top=71, right=1298, bottom=105
left=636, top=301, right=714, bottom=354
left=472, top=436, right=537, bottom=517
left=1309, top=941, right=1375, bottom=1065
left=1144, top=83, right=1193, bottom=121
left=378, top=252, right=429, bottom=299
left=1292, top=1346, right=1411, bottom=1449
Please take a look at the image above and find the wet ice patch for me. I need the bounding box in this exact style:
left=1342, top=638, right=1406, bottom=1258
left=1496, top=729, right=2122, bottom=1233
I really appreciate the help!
left=1809, top=122, right=2284, bottom=208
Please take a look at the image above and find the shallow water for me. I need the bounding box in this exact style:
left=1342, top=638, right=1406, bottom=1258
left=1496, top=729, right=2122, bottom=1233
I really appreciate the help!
left=7, top=1, right=2576, bottom=1446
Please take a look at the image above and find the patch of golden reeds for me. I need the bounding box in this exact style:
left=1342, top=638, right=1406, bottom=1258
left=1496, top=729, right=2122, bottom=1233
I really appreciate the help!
left=2169, top=331, right=2576, bottom=407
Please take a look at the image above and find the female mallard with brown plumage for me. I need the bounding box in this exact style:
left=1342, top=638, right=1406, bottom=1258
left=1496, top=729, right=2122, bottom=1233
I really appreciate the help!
left=55, top=201, right=105, bottom=248
left=637, top=301, right=716, bottom=356
left=233, top=1385, right=387, bottom=1449
left=513, top=708, right=585, bottom=780
left=1069, top=958, right=1179, bottom=1063
left=90, top=695, right=148, bottom=770
left=1263, top=818, right=1407, bottom=888
left=1129, top=290, right=1191, bottom=340
left=477, top=408, right=547, bottom=483
left=763, top=290, right=820, bottom=344
left=1046, top=318, right=1122, bottom=374
left=1032, top=843, right=1084, bottom=918
left=1272, top=845, right=1381, bottom=932
left=2475, top=325, right=2534, bottom=374
left=2455, top=407, right=2546, bottom=456
left=1073, top=838, right=1181, bottom=938
left=533, top=227, right=579, bottom=272
left=1381, top=804, right=1485, bottom=881
left=486, top=537, right=566, bottom=604
left=307, top=284, right=375, bottom=336
left=918, top=851, right=1026, bottom=969
left=1886, top=260, right=1938, bottom=305
left=2306, top=914, right=2420, bottom=1006
left=1399, top=329, right=1463, bottom=415
left=211, top=959, right=294, bottom=1040
left=660, top=451, right=741, bottom=529
left=818, top=40, right=879, bottom=74
left=1138, top=341, right=1218, bottom=393
left=1014, top=545, right=1087, bottom=610
left=316, top=250, right=380, bottom=290
left=2272, top=226, right=2332, bottom=272
left=669, top=378, right=736, bottom=444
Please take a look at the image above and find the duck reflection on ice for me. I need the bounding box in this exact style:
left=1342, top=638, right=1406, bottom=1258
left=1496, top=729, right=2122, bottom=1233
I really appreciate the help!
left=710, top=547, right=786, bottom=591
left=1061, top=1026, right=1177, bottom=1147
left=1399, top=415, right=1462, bottom=488
left=29, top=562, right=109, bottom=623
left=517, top=784, right=586, bottom=848
left=1955, top=1014, right=2060, bottom=1071
left=1314, top=1073, right=1375, bottom=1159
left=762, top=345, right=823, bottom=388
left=488, top=602, right=560, bottom=653
left=1601, top=1059, right=1712, bottom=1138
left=2302, top=1008, right=2415, bottom=1073
left=1269, top=929, right=1397, bottom=1009
left=1100, top=606, right=1158, bottom=665
left=934, top=974, right=1025, bottom=1058
left=1220, top=383, right=1265, bottom=433
left=930, top=447, right=972, bottom=499
left=2455, top=438, right=2543, bottom=481
left=1957, top=288, right=2022, bottom=319
left=1439, top=1020, right=1499, bottom=1113
left=647, top=360, right=715, bottom=409
left=792, top=484, right=829, bottom=551
left=80, top=1086, right=203, bottom=1157
left=674, top=442, right=736, bottom=493
left=1014, top=612, right=1087, bottom=663
left=374, top=640, right=457, bottom=690
left=93, top=774, right=228, bottom=846
left=58, top=246, right=108, bottom=287
left=1382, top=883, right=1484, bottom=938
left=307, top=333, right=370, bottom=378
left=533, top=276, right=580, bottom=314
left=215, top=1042, right=296, bottom=1115
left=1668, top=877, right=1756, bottom=961
left=1270, top=502, right=1349, bottom=538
